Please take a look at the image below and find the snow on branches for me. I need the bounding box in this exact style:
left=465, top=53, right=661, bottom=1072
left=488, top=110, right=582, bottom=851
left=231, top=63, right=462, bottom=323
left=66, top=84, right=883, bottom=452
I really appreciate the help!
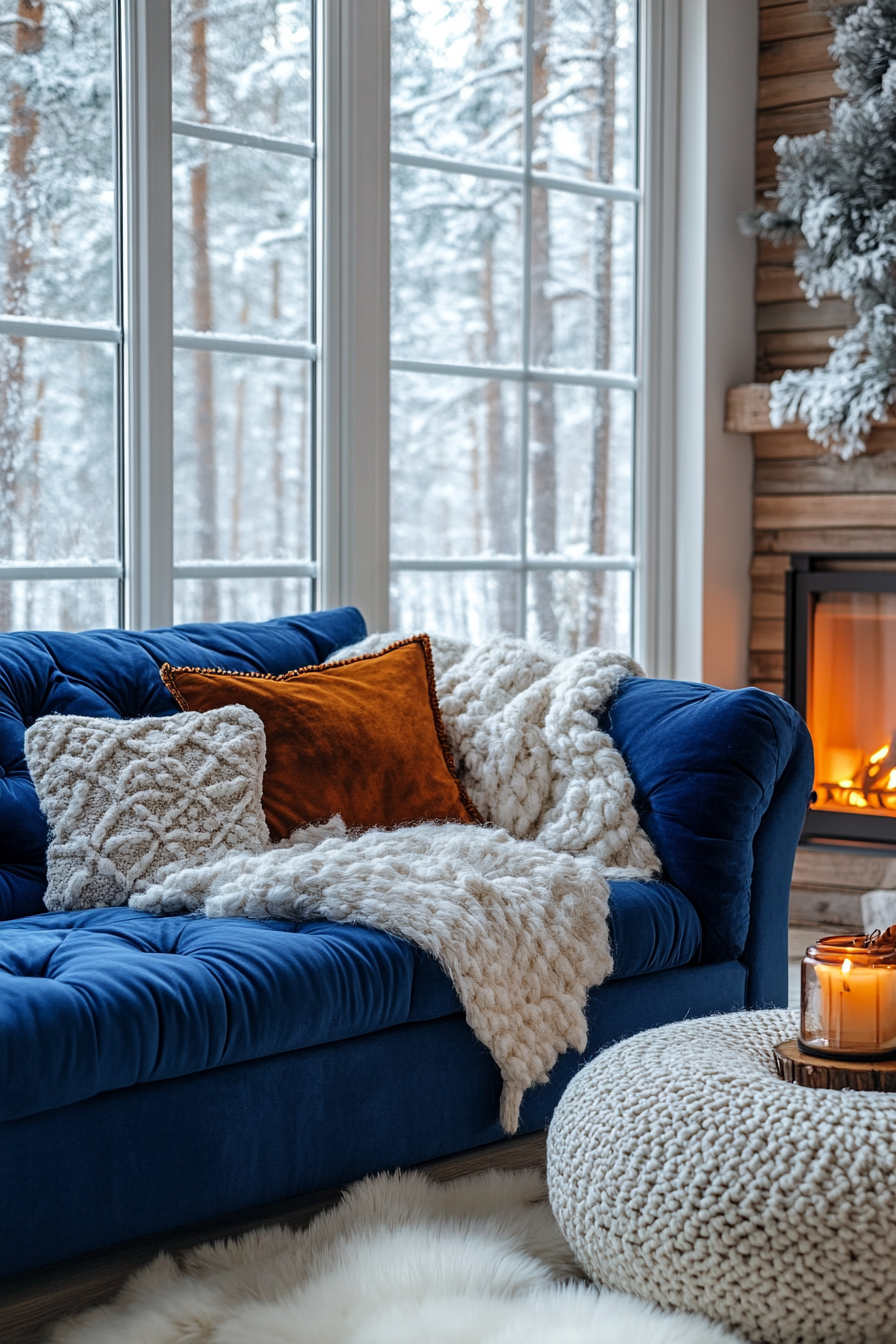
left=742, top=1, right=896, bottom=459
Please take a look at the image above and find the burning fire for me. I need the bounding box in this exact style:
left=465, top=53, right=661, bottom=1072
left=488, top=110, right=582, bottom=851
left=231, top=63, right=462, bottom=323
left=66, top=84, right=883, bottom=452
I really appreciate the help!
left=821, top=738, right=896, bottom=812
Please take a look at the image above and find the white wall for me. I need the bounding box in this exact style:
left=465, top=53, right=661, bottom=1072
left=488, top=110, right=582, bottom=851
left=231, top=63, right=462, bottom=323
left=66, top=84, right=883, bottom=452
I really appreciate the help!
left=671, top=0, right=757, bottom=688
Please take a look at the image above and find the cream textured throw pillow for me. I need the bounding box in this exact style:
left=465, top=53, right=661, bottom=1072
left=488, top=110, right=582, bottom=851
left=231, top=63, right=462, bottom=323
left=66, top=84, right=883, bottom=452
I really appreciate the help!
left=25, top=706, right=269, bottom=911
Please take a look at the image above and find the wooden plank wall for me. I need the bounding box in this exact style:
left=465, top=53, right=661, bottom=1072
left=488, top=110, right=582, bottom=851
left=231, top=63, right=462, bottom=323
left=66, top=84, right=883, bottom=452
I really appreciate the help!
left=750, top=0, right=896, bottom=696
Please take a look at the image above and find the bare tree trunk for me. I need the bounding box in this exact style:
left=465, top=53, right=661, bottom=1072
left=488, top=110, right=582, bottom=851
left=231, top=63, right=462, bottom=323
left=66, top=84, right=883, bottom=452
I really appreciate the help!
left=297, top=364, right=308, bottom=586
left=585, top=0, right=617, bottom=648
left=482, top=236, right=516, bottom=631
left=270, top=259, right=284, bottom=613
left=230, top=377, right=245, bottom=557
left=23, top=373, right=43, bottom=628
left=190, top=0, right=218, bottom=621
left=470, top=403, right=483, bottom=554
left=529, top=0, right=558, bottom=643
left=0, top=0, right=44, bottom=630
left=229, top=297, right=248, bottom=563
left=476, top=0, right=516, bottom=632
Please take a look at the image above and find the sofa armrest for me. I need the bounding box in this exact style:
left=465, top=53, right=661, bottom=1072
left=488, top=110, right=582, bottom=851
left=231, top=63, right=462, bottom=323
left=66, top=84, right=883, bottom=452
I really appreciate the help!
left=740, top=720, right=814, bottom=1006
left=599, top=678, right=814, bottom=1004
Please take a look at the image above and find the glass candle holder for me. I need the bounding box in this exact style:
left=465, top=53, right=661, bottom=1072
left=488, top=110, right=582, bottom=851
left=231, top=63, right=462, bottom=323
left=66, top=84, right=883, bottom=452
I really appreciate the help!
left=800, top=929, right=896, bottom=1060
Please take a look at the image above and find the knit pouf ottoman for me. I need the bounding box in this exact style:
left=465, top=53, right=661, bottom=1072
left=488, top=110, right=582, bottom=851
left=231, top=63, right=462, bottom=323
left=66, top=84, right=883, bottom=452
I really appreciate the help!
left=547, top=1009, right=896, bottom=1344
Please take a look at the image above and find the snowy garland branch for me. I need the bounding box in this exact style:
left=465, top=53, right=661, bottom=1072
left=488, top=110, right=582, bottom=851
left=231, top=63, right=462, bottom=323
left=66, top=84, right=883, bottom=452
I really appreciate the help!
left=741, top=0, right=896, bottom=459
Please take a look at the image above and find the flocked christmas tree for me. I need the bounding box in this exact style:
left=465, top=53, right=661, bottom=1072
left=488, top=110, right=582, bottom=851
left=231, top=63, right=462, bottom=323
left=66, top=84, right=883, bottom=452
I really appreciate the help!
left=743, top=0, right=896, bottom=458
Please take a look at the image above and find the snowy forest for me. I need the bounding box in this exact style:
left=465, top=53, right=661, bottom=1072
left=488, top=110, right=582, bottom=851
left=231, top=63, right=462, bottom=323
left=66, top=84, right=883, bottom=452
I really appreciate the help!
left=0, top=0, right=638, bottom=655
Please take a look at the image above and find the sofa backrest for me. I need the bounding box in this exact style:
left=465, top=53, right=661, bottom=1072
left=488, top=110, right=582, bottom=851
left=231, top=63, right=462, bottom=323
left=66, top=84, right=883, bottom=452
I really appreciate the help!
left=0, top=608, right=366, bottom=919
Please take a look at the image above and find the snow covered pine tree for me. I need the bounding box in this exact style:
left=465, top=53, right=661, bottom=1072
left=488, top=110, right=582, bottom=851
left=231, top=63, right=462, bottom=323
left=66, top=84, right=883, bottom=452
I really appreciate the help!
left=743, top=1, right=896, bottom=458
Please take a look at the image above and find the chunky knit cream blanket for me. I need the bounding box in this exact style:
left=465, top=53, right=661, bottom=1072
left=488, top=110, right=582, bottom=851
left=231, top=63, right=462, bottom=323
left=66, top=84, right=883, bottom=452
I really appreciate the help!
left=132, top=636, right=660, bottom=1132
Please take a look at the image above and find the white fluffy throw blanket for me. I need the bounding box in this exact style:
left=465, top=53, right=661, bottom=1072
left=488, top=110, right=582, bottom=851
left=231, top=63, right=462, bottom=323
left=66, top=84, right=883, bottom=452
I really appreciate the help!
left=352, top=633, right=658, bottom=868
left=132, top=637, right=659, bottom=1132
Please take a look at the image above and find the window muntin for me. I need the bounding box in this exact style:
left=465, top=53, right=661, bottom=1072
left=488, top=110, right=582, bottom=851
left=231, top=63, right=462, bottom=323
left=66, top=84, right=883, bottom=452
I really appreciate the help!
left=390, top=0, right=639, bottom=654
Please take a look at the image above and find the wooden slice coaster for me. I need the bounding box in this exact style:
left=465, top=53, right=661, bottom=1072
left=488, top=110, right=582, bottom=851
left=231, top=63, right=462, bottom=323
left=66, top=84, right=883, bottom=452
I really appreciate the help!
left=774, top=1038, right=896, bottom=1092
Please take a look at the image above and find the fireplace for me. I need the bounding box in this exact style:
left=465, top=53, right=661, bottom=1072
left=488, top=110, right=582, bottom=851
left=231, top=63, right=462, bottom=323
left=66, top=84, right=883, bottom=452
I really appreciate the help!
left=786, top=555, right=896, bottom=845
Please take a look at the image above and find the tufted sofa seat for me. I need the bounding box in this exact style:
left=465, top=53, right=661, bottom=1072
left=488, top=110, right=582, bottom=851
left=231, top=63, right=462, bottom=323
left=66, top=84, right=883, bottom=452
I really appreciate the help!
left=0, top=609, right=814, bottom=1279
left=0, top=887, right=701, bottom=1126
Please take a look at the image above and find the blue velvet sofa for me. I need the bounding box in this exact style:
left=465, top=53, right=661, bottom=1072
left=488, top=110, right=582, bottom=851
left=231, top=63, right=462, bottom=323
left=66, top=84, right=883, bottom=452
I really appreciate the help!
left=0, top=607, right=814, bottom=1280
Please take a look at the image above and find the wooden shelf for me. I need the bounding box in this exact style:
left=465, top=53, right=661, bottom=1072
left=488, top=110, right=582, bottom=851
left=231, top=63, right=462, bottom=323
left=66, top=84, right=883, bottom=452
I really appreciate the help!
left=726, top=384, right=896, bottom=446
left=726, top=383, right=776, bottom=434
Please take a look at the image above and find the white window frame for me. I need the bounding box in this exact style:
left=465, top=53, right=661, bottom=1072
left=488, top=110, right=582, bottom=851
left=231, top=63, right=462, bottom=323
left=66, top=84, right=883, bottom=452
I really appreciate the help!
left=317, top=0, right=391, bottom=632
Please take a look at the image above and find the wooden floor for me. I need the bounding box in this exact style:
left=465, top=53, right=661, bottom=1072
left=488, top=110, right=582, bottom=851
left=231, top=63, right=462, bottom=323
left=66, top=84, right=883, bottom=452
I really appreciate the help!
left=0, top=1130, right=547, bottom=1343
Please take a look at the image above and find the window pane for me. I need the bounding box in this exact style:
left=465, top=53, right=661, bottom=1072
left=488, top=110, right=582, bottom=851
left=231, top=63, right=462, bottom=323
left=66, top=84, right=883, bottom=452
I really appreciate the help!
left=532, top=0, right=637, bottom=190
left=390, top=1, right=641, bottom=652
left=174, top=577, right=312, bottom=626
left=172, top=139, right=311, bottom=342
left=391, top=167, right=521, bottom=367
left=527, top=568, right=632, bottom=654
left=0, top=0, right=116, bottom=323
left=0, top=578, right=118, bottom=634
left=0, top=337, right=117, bottom=567
left=530, top=191, right=635, bottom=375
left=391, top=0, right=524, bottom=166
left=528, top=385, right=633, bottom=559
left=171, top=0, right=312, bottom=143
left=173, top=351, right=312, bottom=577
left=391, top=372, right=520, bottom=560
left=391, top=569, right=519, bottom=642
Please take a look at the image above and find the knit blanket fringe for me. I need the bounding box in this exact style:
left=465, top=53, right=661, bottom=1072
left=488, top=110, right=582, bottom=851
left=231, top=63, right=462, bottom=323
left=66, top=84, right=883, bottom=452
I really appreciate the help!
left=131, top=637, right=660, bottom=1132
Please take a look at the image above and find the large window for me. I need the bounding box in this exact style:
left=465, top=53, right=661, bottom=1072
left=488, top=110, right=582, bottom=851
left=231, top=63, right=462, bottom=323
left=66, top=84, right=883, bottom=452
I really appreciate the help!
left=0, top=0, right=316, bottom=631
left=0, top=0, right=644, bottom=649
left=390, top=0, right=639, bottom=652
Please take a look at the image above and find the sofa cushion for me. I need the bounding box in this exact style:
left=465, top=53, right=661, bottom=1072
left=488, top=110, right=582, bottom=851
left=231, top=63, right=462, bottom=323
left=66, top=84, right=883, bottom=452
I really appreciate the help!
left=0, top=608, right=366, bottom=920
left=26, top=706, right=270, bottom=909
left=161, top=636, right=481, bottom=838
left=0, top=878, right=700, bottom=1123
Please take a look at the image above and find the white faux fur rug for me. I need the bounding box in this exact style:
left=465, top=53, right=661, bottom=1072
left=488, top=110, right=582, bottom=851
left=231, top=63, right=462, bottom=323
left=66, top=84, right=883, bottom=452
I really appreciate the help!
left=51, top=1169, right=745, bottom=1344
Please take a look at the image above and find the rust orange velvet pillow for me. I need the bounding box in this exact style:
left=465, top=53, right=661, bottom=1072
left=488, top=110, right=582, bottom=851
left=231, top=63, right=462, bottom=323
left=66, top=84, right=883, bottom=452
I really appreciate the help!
left=160, top=635, right=481, bottom=840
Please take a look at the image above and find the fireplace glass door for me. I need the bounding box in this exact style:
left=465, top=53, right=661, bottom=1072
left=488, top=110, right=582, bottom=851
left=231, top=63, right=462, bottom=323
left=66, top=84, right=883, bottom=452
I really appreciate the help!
left=807, top=588, right=896, bottom=835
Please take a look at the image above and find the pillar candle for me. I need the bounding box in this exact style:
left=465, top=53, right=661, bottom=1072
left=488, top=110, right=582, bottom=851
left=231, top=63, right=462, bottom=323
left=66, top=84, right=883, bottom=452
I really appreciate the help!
left=815, top=959, right=896, bottom=1050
